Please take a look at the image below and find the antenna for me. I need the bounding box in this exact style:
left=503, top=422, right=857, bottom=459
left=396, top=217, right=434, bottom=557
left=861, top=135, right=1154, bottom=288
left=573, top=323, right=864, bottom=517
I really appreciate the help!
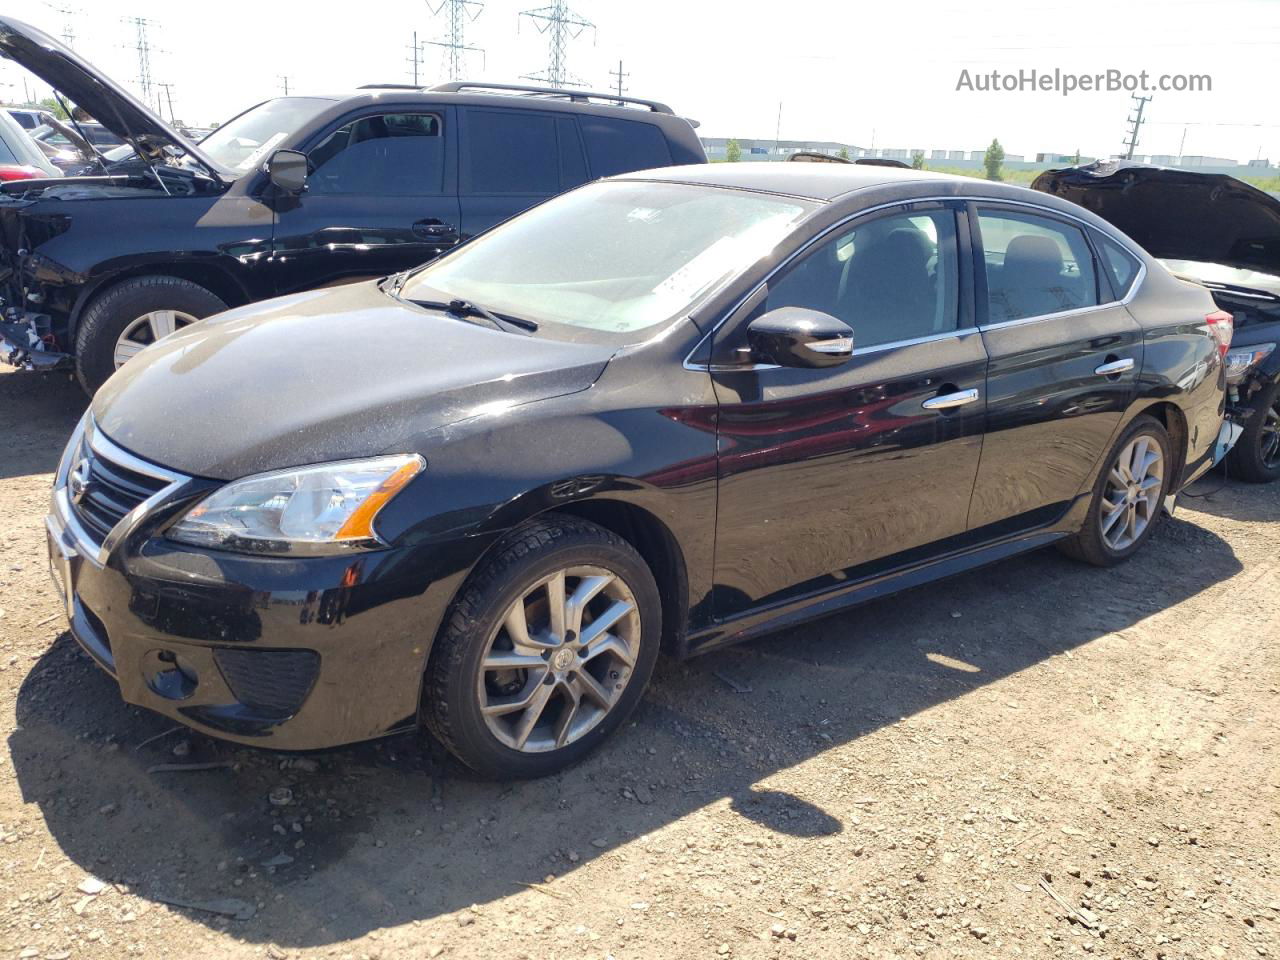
left=608, top=59, right=628, bottom=102
left=519, top=1, right=595, bottom=88
left=1122, top=94, right=1152, bottom=160
left=426, top=0, right=485, bottom=82
left=121, top=17, right=160, bottom=104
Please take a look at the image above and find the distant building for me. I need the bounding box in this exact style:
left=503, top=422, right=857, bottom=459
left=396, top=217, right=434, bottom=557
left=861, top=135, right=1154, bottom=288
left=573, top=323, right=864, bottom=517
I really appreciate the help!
left=1180, top=155, right=1240, bottom=168
left=701, top=137, right=863, bottom=161
left=1248, top=158, right=1274, bottom=169
left=1035, top=152, right=1096, bottom=165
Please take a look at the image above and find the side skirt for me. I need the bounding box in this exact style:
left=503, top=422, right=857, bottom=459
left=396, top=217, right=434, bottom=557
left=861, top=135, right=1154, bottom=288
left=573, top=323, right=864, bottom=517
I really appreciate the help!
left=685, top=530, right=1070, bottom=657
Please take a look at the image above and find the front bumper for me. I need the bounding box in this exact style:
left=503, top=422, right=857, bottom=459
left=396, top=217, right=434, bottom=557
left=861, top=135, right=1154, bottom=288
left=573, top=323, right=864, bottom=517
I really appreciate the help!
left=44, top=423, right=477, bottom=750
left=1, top=311, right=71, bottom=371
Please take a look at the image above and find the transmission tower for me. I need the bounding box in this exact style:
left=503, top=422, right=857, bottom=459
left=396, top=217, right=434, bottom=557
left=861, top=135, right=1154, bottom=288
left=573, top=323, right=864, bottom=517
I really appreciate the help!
left=43, top=2, right=78, bottom=47
left=122, top=17, right=158, bottom=103
left=519, top=1, right=595, bottom=88
left=1122, top=94, right=1152, bottom=160
left=427, top=0, right=485, bottom=82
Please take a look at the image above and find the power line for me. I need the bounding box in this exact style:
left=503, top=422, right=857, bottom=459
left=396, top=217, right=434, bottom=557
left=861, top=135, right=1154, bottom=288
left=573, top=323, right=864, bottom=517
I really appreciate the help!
left=519, top=1, right=595, bottom=88
left=1122, top=93, right=1152, bottom=159
left=427, top=0, right=485, bottom=82
left=609, top=59, right=628, bottom=101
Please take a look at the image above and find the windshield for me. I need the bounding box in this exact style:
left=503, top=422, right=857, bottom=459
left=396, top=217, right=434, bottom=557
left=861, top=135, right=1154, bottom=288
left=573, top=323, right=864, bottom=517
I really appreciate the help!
left=403, top=180, right=815, bottom=336
left=199, top=97, right=334, bottom=172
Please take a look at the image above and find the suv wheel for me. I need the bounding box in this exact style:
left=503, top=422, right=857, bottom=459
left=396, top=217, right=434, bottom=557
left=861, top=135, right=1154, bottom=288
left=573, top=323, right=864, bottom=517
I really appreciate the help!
left=75, top=276, right=227, bottom=393
left=1059, top=414, right=1171, bottom=567
left=1227, top=378, right=1280, bottom=483
left=423, top=516, right=661, bottom=779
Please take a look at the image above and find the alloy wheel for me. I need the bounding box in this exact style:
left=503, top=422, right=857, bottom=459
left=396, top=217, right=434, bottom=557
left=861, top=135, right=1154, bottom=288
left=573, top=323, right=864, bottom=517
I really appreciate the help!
left=1099, top=434, right=1164, bottom=551
left=477, top=566, right=641, bottom=753
left=1258, top=401, right=1280, bottom=469
left=113, top=309, right=197, bottom=368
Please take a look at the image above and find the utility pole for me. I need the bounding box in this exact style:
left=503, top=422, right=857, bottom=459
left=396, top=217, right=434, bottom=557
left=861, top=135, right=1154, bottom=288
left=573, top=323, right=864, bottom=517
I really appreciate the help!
left=519, top=1, right=595, bottom=88
left=408, top=31, right=423, bottom=85
left=774, top=101, right=782, bottom=157
left=1123, top=94, right=1152, bottom=160
left=122, top=17, right=158, bottom=103
left=609, top=59, right=628, bottom=101
left=44, top=2, right=77, bottom=48
left=278, top=75, right=291, bottom=96
left=427, top=1, right=485, bottom=82
left=157, top=82, right=176, bottom=124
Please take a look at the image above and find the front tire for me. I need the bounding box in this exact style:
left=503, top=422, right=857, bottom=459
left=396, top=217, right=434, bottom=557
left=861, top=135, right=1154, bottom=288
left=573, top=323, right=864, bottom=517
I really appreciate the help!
left=1059, top=414, right=1172, bottom=567
left=1227, top=378, right=1280, bottom=483
left=74, top=276, right=227, bottom=394
left=423, top=516, right=661, bottom=779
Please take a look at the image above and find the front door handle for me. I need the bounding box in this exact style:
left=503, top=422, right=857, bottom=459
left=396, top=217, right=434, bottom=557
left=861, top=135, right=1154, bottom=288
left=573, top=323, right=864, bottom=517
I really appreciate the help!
left=1095, top=357, right=1135, bottom=377
left=412, top=219, right=459, bottom=241
left=922, top=388, right=980, bottom=411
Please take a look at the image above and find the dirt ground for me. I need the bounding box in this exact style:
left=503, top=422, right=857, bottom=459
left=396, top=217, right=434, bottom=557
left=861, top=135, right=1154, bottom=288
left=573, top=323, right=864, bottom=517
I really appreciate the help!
left=0, top=363, right=1276, bottom=960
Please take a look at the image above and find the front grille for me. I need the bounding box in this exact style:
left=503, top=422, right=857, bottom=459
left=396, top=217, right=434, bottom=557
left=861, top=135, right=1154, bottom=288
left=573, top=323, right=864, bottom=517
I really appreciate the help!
left=213, top=648, right=320, bottom=717
left=65, top=430, right=170, bottom=546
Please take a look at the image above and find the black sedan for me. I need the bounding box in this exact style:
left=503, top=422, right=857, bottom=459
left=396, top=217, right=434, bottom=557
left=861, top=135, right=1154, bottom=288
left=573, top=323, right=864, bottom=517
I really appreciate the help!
left=47, top=164, right=1233, bottom=778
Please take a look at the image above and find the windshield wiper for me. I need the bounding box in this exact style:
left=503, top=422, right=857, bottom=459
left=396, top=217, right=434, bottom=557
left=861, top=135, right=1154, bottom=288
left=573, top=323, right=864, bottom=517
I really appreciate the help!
left=408, top=297, right=538, bottom=334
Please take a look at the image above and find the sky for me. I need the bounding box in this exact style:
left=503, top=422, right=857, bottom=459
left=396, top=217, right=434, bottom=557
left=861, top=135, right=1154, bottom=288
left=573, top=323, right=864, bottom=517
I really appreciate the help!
left=2, top=0, right=1277, bottom=164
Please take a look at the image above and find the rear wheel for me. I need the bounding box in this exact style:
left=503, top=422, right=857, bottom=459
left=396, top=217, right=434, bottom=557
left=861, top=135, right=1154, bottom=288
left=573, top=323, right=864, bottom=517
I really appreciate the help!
left=1227, top=378, right=1280, bottom=483
left=74, top=276, right=227, bottom=393
left=422, top=516, right=661, bottom=779
left=1059, top=414, right=1171, bottom=567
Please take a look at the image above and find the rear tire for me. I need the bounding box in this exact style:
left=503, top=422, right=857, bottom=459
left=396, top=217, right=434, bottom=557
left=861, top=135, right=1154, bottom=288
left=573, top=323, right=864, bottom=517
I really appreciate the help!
left=74, top=276, right=227, bottom=394
left=1059, top=414, right=1172, bottom=567
left=1227, top=378, right=1280, bottom=483
left=422, top=515, right=661, bottom=779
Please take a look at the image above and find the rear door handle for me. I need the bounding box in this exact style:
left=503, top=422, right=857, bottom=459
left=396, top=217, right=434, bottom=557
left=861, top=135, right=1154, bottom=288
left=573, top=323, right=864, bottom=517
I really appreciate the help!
left=412, top=219, right=458, bottom=241
left=1095, top=357, right=1135, bottom=376
left=922, top=388, right=980, bottom=411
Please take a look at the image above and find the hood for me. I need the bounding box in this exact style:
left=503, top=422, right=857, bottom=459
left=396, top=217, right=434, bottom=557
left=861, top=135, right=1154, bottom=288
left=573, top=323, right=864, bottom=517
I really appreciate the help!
left=92, top=281, right=614, bottom=480
left=0, top=17, right=229, bottom=181
left=1031, top=160, right=1280, bottom=275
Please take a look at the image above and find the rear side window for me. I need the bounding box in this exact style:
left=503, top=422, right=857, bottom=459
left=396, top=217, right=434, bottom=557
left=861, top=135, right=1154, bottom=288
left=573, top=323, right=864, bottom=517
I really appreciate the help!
left=580, top=116, right=672, bottom=178
left=1094, top=232, right=1142, bottom=301
left=0, top=136, right=17, bottom=164
left=977, top=209, right=1099, bottom=322
left=466, top=109, right=559, bottom=194
left=308, top=113, right=444, bottom=196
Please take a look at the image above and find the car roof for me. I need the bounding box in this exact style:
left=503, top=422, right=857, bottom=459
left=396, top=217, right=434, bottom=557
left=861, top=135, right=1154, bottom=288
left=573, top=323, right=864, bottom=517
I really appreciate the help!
left=613, top=162, right=986, bottom=201
left=313, top=88, right=685, bottom=126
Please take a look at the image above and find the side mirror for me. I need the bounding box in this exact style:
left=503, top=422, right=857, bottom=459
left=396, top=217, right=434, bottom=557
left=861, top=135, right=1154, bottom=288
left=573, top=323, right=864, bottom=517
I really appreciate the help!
left=266, top=149, right=308, bottom=193
left=746, top=307, right=854, bottom=368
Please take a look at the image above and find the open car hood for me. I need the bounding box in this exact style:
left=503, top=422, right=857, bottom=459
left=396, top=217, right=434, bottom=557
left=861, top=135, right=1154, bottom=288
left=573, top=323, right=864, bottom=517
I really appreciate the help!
left=0, top=16, right=230, bottom=181
left=1031, top=160, right=1280, bottom=276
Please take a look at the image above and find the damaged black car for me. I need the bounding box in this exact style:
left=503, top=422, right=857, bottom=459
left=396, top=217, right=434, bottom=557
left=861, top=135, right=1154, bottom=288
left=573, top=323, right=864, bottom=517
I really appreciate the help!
left=1034, top=161, right=1280, bottom=481
left=0, top=17, right=705, bottom=393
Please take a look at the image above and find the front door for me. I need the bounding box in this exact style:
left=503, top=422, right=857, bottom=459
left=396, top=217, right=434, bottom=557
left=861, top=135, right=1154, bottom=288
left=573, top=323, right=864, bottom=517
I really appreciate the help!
left=709, top=202, right=987, bottom=620
left=269, top=108, right=461, bottom=295
left=966, top=203, right=1144, bottom=534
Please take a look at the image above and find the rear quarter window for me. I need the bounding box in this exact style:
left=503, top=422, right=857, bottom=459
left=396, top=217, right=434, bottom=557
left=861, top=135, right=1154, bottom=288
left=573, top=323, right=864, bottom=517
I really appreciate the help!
left=580, top=116, right=672, bottom=178
left=1094, top=231, right=1143, bottom=301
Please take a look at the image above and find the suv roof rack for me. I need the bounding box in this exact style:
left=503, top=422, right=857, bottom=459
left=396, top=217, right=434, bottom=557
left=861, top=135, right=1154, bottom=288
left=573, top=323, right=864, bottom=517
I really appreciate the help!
left=426, top=81, right=674, bottom=115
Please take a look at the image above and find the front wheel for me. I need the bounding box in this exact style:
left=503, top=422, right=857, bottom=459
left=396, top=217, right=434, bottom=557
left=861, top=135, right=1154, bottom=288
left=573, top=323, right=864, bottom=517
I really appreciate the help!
left=1227, top=378, right=1280, bottom=483
left=422, top=516, right=661, bottom=779
left=1059, top=414, right=1172, bottom=567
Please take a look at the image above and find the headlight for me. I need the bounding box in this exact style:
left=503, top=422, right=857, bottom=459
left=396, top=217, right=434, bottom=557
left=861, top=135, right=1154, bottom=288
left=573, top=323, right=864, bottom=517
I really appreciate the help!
left=167, top=454, right=424, bottom=555
left=1224, top=343, right=1275, bottom=385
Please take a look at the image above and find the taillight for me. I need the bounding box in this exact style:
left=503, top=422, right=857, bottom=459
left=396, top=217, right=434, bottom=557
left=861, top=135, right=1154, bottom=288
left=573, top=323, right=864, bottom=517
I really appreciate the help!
left=1205, top=309, right=1234, bottom=359
left=0, top=164, right=46, bottom=181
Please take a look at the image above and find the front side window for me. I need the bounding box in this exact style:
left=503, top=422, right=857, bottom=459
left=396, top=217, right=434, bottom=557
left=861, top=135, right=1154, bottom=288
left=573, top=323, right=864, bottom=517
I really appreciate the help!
left=307, top=113, right=443, bottom=196
left=402, top=180, right=814, bottom=338
left=763, top=209, right=960, bottom=349
left=978, top=209, right=1099, bottom=322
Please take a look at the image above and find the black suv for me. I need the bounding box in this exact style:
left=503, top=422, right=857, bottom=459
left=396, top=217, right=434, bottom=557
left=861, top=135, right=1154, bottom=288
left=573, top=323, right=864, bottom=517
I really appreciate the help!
left=0, top=17, right=704, bottom=391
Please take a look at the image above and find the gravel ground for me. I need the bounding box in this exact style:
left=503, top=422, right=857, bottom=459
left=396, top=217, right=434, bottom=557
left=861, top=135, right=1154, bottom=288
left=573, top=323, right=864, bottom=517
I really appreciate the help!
left=1, top=364, right=1277, bottom=960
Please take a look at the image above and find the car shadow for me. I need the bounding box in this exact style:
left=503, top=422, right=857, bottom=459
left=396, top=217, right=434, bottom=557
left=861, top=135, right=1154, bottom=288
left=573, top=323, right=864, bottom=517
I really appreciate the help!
left=9, top=508, right=1241, bottom=947
left=1176, top=470, right=1280, bottom=524
left=0, top=368, right=86, bottom=480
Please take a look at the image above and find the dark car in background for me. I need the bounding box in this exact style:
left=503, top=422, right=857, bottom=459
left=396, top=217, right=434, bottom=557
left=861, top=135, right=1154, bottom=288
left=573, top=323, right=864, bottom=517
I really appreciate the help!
left=47, top=163, right=1231, bottom=777
left=0, top=17, right=704, bottom=391
left=1034, top=161, right=1280, bottom=480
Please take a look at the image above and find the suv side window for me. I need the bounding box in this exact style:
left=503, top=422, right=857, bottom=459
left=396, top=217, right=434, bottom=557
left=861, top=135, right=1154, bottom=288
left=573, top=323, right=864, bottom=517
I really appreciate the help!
left=763, top=209, right=960, bottom=350
left=1093, top=231, right=1143, bottom=301
left=580, top=116, right=672, bottom=178
left=308, top=113, right=444, bottom=196
left=977, top=209, right=1099, bottom=322
left=465, top=109, right=560, bottom=194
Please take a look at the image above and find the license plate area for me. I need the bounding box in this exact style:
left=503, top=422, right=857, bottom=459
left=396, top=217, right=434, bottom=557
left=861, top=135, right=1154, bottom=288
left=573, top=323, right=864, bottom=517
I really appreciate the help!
left=46, top=520, right=77, bottom=622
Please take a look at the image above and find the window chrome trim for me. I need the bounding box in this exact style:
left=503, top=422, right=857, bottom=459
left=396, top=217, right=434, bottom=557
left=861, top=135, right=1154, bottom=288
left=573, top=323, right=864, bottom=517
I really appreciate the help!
left=683, top=193, right=1150, bottom=372
left=50, top=416, right=191, bottom=567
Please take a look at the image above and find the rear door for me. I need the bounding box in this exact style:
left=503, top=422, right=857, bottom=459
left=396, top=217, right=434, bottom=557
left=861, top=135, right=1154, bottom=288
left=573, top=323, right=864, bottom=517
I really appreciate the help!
left=268, top=107, right=461, bottom=295
left=968, top=202, right=1144, bottom=533
left=710, top=201, right=987, bottom=619
left=457, top=107, right=588, bottom=237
